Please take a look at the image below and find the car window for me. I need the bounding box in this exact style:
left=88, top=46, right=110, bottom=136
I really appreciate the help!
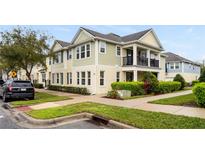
left=12, top=81, right=32, bottom=87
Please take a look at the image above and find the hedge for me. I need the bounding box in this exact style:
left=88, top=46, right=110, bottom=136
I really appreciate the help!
left=48, top=85, right=90, bottom=95
left=192, top=80, right=200, bottom=86
left=193, top=83, right=205, bottom=107
left=111, top=82, right=145, bottom=96
left=34, top=83, right=44, bottom=89
left=155, top=81, right=181, bottom=94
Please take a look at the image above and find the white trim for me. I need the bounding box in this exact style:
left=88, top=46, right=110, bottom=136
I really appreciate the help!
left=99, top=41, right=107, bottom=54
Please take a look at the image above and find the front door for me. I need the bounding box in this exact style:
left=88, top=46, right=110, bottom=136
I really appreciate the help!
left=126, top=72, right=133, bottom=82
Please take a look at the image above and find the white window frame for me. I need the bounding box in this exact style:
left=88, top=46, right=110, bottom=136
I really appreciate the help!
left=52, top=73, right=55, bottom=84
left=169, top=63, right=174, bottom=70
left=116, top=46, right=121, bottom=57
left=99, top=41, right=106, bottom=54
left=175, top=62, right=180, bottom=70
left=87, top=71, right=91, bottom=85
left=116, top=72, right=120, bottom=82
left=77, top=72, right=80, bottom=85
left=76, top=47, right=80, bottom=59
left=81, top=45, right=86, bottom=59
left=86, top=43, right=91, bottom=58
left=70, top=72, right=72, bottom=84
left=60, top=73, right=63, bottom=85
left=56, top=73, right=59, bottom=84
left=100, top=71, right=105, bottom=86
left=67, top=50, right=72, bottom=60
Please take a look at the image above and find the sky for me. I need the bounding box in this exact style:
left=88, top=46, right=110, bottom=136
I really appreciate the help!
left=0, top=25, right=205, bottom=62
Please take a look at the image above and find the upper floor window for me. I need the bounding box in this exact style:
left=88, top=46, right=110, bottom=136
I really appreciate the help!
left=67, top=50, right=72, bottom=60
left=81, top=45, right=85, bottom=59
left=49, top=57, right=51, bottom=65
left=86, top=44, right=91, bottom=58
left=60, top=51, right=64, bottom=63
left=99, top=41, right=106, bottom=54
left=76, top=47, right=80, bottom=59
left=116, top=46, right=121, bottom=56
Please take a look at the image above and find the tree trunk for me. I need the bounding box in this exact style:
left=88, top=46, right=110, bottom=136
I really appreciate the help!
left=26, top=71, right=31, bottom=81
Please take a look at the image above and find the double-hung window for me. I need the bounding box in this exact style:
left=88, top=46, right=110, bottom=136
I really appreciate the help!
left=86, top=44, right=91, bottom=58
left=76, top=47, right=80, bottom=59
left=81, top=45, right=85, bottom=59
left=81, top=72, right=86, bottom=85
left=116, top=72, right=120, bottom=82
left=49, top=57, right=51, bottom=65
left=67, top=72, right=72, bottom=84
left=60, top=73, right=63, bottom=84
left=116, top=46, right=121, bottom=56
left=100, top=71, right=105, bottom=86
left=175, top=62, right=180, bottom=69
left=87, top=71, right=91, bottom=85
left=42, top=73, right=46, bottom=82
left=61, top=51, right=64, bottom=63
left=99, top=41, right=106, bottom=53
left=170, top=63, right=174, bottom=70
left=52, top=73, right=55, bottom=84
left=56, top=73, right=59, bottom=84
left=77, top=72, right=80, bottom=85
left=67, top=50, right=72, bottom=60
left=69, top=73, right=72, bottom=84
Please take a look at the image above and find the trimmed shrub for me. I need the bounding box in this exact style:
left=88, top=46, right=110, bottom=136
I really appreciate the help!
left=107, top=90, right=121, bottom=99
left=173, top=74, right=186, bottom=90
left=48, top=85, right=90, bottom=95
left=193, top=83, right=205, bottom=107
left=143, top=72, right=159, bottom=94
left=34, top=83, right=44, bottom=89
left=199, top=68, right=205, bottom=82
left=111, top=82, right=145, bottom=96
left=155, top=81, right=181, bottom=94
left=192, top=80, right=200, bottom=86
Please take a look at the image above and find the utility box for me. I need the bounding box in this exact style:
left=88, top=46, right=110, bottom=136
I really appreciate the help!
left=117, top=90, right=131, bottom=98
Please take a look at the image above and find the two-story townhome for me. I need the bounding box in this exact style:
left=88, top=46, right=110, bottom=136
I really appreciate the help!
left=164, top=52, right=201, bottom=82
left=46, top=27, right=166, bottom=94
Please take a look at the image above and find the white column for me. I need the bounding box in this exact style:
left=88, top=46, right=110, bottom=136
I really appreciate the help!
left=134, top=70, right=138, bottom=81
left=182, top=62, right=184, bottom=73
left=133, top=44, right=137, bottom=65
left=93, top=40, right=99, bottom=95
left=147, top=49, right=150, bottom=67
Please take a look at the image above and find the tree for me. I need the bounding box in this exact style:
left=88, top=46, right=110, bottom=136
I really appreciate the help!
left=143, top=72, right=159, bottom=94
left=173, top=74, right=186, bottom=90
left=199, top=67, right=205, bottom=82
left=0, top=27, right=52, bottom=80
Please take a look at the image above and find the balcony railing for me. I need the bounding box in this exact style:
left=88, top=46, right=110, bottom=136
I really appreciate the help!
left=137, top=56, right=148, bottom=66
left=150, top=59, right=159, bottom=67
left=123, top=57, right=133, bottom=65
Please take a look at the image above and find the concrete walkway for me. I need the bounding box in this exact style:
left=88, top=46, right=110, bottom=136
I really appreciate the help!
left=32, top=89, right=205, bottom=119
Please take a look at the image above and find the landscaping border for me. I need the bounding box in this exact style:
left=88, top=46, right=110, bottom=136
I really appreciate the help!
left=16, top=111, right=135, bottom=129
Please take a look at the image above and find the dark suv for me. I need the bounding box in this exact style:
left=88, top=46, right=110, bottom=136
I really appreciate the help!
left=0, top=80, right=35, bottom=102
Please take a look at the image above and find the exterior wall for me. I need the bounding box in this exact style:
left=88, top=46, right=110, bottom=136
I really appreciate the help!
left=140, top=31, right=160, bottom=48
left=98, top=42, right=121, bottom=66
left=183, top=62, right=201, bottom=74
left=165, top=72, right=200, bottom=82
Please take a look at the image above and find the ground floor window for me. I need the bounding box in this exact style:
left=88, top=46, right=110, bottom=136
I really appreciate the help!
left=77, top=72, right=80, bottom=85
left=56, top=73, right=59, bottom=84
left=116, top=72, right=120, bottom=82
left=81, top=72, right=86, bottom=85
left=60, top=73, right=63, bottom=84
left=100, top=71, right=104, bottom=86
left=67, top=72, right=72, bottom=84
left=52, top=73, right=55, bottom=84
left=41, top=73, right=46, bottom=82
left=87, top=71, right=91, bottom=85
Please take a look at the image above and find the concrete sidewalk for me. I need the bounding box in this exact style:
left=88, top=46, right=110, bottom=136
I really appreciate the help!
left=31, top=89, right=205, bottom=119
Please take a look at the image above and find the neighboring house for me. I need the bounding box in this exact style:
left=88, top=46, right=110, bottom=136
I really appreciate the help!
left=164, top=52, right=201, bottom=82
left=45, top=27, right=166, bottom=94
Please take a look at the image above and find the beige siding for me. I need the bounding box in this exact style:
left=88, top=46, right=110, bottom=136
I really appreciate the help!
left=140, top=31, right=160, bottom=48
left=98, top=42, right=121, bottom=66
left=52, top=42, right=62, bottom=52
left=73, top=30, right=93, bottom=44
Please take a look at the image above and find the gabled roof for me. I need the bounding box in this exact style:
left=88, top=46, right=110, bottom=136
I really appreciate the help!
left=81, top=27, right=153, bottom=43
left=164, top=52, right=200, bottom=66
left=56, top=40, right=71, bottom=47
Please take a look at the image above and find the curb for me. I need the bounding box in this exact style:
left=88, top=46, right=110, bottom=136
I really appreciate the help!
left=17, top=111, right=135, bottom=129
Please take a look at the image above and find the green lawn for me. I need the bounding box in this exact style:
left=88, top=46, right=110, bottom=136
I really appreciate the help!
left=11, top=92, right=71, bottom=108
left=149, top=94, right=197, bottom=106
left=27, top=102, right=205, bottom=128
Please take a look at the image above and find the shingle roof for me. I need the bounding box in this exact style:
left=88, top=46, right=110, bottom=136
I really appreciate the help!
left=164, top=52, right=200, bottom=65
left=56, top=40, right=71, bottom=47
left=81, top=27, right=152, bottom=43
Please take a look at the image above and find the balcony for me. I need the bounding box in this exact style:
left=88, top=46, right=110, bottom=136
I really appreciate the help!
left=137, top=56, right=148, bottom=66
left=123, top=57, right=133, bottom=65
left=150, top=59, right=159, bottom=67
